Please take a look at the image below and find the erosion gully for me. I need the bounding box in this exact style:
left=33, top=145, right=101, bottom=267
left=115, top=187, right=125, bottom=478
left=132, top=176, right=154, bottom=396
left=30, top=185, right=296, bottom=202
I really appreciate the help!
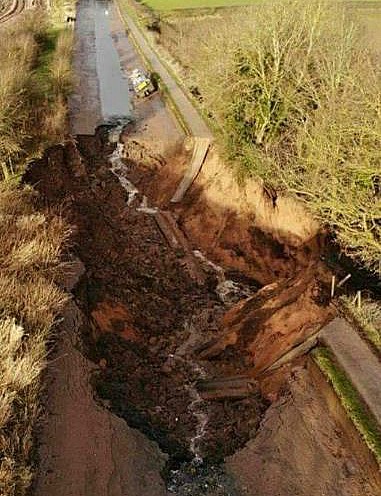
left=29, top=126, right=265, bottom=495
left=35, top=2, right=265, bottom=493
left=107, top=126, right=266, bottom=494
left=26, top=1, right=381, bottom=495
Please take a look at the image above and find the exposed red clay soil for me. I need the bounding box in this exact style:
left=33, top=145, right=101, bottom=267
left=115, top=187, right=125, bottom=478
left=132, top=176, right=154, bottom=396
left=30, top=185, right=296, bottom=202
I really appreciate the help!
left=199, top=267, right=335, bottom=376
left=25, top=129, right=333, bottom=386
left=120, top=135, right=336, bottom=377
left=25, top=129, right=381, bottom=496
left=122, top=138, right=322, bottom=285
left=33, top=300, right=167, bottom=496
left=24, top=130, right=267, bottom=465
left=91, top=300, right=139, bottom=342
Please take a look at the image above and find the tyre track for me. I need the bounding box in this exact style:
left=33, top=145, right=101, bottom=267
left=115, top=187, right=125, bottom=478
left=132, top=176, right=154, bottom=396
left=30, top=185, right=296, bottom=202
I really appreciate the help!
left=0, top=0, right=26, bottom=24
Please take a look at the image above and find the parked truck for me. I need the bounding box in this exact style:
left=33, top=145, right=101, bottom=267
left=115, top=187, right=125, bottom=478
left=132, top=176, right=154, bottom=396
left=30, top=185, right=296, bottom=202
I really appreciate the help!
left=129, top=69, right=155, bottom=98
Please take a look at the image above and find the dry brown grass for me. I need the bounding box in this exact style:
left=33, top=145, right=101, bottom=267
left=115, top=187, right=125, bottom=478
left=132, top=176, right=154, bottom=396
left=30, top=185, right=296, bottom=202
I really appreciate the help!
left=0, top=182, right=71, bottom=496
left=0, top=22, right=38, bottom=179
left=46, top=29, right=74, bottom=140
left=0, top=2, right=75, bottom=495
left=0, top=8, right=74, bottom=179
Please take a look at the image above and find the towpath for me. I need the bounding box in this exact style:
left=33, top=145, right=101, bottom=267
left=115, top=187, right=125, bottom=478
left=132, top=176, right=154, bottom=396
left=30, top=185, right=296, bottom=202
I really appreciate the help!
left=320, top=317, right=381, bottom=426
left=116, top=2, right=213, bottom=140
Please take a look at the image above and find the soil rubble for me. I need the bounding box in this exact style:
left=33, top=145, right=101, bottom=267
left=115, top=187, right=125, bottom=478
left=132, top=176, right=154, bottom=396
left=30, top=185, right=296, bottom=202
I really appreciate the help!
left=25, top=127, right=381, bottom=496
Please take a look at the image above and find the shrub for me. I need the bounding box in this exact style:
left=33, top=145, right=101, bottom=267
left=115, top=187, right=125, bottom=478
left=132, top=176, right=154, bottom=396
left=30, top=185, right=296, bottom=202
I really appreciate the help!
left=160, top=0, right=381, bottom=275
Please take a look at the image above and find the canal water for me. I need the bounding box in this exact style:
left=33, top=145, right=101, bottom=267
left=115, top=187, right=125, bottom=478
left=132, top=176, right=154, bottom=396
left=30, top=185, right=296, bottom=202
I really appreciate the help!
left=70, top=0, right=132, bottom=133
left=94, top=0, right=132, bottom=121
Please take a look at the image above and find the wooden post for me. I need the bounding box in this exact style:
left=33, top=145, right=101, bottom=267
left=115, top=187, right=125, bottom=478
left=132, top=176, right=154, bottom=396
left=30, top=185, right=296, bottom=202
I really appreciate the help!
left=331, top=275, right=336, bottom=298
left=337, top=273, right=351, bottom=288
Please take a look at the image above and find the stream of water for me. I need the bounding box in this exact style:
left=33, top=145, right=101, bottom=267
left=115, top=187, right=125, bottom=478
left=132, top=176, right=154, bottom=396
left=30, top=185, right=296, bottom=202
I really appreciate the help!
left=107, top=129, right=242, bottom=495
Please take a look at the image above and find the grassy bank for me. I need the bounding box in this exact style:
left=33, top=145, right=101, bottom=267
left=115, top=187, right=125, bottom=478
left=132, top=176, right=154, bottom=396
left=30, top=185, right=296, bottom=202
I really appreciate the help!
left=140, top=0, right=261, bottom=9
left=0, top=8, right=74, bottom=180
left=0, top=4, right=74, bottom=495
left=151, top=0, right=381, bottom=276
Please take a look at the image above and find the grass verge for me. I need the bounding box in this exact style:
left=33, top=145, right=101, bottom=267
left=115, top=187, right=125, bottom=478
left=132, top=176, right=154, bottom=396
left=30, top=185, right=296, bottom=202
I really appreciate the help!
left=312, top=346, right=381, bottom=465
left=0, top=2, right=75, bottom=495
left=340, top=296, right=381, bottom=353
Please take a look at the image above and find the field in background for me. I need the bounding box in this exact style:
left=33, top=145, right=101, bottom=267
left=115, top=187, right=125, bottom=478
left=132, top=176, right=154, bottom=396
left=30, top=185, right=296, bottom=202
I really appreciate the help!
left=141, top=0, right=260, bottom=9
left=138, top=0, right=381, bottom=9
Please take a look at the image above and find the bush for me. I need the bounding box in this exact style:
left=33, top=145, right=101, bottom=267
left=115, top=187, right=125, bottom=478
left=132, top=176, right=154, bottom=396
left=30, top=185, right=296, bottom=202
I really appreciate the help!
left=161, top=0, right=381, bottom=275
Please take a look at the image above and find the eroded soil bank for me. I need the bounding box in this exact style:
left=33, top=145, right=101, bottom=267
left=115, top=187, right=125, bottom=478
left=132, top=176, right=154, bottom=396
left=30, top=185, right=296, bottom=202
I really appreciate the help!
left=26, top=129, right=381, bottom=495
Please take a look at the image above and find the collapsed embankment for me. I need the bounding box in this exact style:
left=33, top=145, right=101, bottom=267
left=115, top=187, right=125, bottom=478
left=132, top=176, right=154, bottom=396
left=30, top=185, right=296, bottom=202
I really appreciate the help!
left=24, top=127, right=381, bottom=495
left=120, top=134, right=338, bottom=376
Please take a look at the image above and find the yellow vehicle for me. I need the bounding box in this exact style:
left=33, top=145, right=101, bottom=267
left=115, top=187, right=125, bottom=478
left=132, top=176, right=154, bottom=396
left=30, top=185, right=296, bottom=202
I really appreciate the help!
left=129, top=69, right=155, bottom=98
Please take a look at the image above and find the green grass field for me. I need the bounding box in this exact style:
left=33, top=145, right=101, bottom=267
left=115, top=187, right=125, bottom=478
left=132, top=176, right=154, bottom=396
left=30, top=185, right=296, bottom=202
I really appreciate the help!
left=141, top=0, right=261, bottom=10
